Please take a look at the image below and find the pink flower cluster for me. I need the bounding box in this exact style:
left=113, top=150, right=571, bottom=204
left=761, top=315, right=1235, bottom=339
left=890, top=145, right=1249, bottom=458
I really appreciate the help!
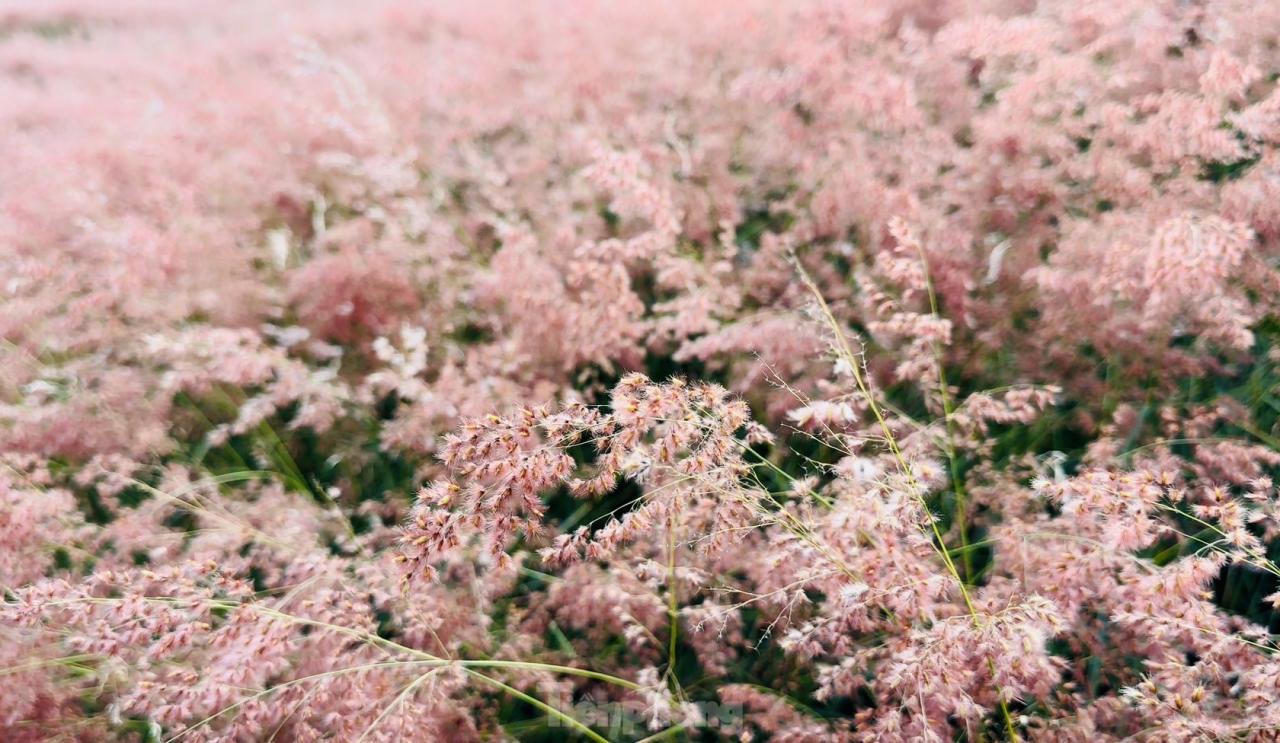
left=5, top=0, right=1280, bottom=740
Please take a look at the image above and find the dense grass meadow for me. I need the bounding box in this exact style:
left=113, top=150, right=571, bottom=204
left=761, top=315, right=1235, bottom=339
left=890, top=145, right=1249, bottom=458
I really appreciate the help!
left=6, top=1, right=1280, bottom=740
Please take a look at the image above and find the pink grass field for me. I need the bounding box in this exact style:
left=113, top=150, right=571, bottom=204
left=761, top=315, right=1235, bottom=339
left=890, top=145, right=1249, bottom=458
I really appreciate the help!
left=4, top=1, right=1280, bottom=740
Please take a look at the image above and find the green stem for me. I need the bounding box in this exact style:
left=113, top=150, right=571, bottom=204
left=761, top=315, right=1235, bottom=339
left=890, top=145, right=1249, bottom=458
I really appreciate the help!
left=666, top=510, right=680, bottom=694
left=796, top=261, right=1021, bottom=742
left=467, top=669, right=611, bottom=743
left=914, top=241, right=974, bottom=583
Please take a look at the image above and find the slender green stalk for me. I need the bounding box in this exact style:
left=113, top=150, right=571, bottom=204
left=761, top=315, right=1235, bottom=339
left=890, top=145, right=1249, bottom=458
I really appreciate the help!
left=666, top=508, right=682, bottom=697
left=636, top=725, right=685, bottom=743
left=912, top=240, right=975, bottom=582
left=796, top=261, right=1021, bottom=741
left=466, top=669, right=611, bottom=743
